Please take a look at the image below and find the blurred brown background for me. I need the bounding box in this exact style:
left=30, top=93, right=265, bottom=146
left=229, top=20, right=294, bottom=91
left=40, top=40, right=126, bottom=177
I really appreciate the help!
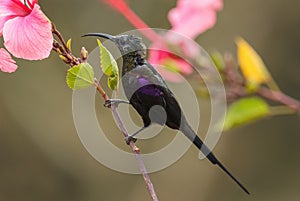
left=0, top=0, right=300, bottom=200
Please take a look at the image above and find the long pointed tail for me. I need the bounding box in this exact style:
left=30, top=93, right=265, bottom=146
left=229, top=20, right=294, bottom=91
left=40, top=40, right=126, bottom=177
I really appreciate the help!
left=180, top=122, right=250, bottom=194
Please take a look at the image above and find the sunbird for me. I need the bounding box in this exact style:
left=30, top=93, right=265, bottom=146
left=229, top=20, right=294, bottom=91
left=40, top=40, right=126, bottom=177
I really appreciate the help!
left=83, top=33, right=249, bottom=194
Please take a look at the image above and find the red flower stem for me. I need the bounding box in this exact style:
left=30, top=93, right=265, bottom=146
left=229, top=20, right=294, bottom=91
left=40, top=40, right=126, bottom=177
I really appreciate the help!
left=257, top=87, right=300, bottom=111
left=94, top=79, right=159, bottom=201
left=105, top=0, right=160, bottom=42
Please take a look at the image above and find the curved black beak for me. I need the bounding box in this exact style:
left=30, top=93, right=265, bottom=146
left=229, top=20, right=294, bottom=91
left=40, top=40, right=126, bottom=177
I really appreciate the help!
left=82, top=33, right=116, bottom=41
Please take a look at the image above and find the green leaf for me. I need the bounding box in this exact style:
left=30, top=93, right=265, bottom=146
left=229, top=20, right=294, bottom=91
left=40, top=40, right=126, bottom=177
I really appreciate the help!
left=223, top=97, right=270, bottom=131
left=66, top=63, right=95, bottom=90
left=108, top=76, right=119, bottom=90
left=97, top=39, right=119, bottom=90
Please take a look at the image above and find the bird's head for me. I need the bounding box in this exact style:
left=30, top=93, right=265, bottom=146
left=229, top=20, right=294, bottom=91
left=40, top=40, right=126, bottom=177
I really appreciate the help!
left=82, top=33, right=147, bottom=59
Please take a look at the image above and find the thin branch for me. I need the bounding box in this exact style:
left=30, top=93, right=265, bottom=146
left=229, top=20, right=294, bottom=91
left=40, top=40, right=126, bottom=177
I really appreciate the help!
left=257, top=87, right=300, bottom=112
left=94, top=79, right=159, bottom=201
left=51, top=23, right=80, bottom=66
left=52, top=23, right=70, bottom=53
left=50, top=23, right=159, bottom=201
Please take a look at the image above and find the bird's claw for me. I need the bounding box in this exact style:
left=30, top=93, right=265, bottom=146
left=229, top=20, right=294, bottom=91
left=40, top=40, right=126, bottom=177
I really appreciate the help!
left=104, top=99, right=113, bottom=108
left=104, top=99, right=129, bottom=108
left=125, top=135, right=137, bottom=145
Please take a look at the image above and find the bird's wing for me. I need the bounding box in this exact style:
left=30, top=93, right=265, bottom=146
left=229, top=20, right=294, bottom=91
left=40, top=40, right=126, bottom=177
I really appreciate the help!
left=121, top=63, right=173, bottom=125
left=126, top=63, right=168, bottom=105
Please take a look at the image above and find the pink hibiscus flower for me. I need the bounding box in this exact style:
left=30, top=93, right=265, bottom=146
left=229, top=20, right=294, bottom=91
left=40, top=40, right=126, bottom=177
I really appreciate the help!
left=148, top=0, right=223, bottom=81
left=168, top=0, right=223, bottom=39
left=0, top=0, right=53, bottom=72
left=103, top=0, right=223, bottom=82
left=0, top=48, right=17, bottom=73
left=148, top=34, right=195, bottom=82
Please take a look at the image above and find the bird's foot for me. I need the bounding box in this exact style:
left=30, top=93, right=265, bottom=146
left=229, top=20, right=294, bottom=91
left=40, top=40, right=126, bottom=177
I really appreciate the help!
left=125, top=135, right=137, bottom=145
left=104, top=99, right=113, bottom=108
left=104, top=99, right=129, bottom=108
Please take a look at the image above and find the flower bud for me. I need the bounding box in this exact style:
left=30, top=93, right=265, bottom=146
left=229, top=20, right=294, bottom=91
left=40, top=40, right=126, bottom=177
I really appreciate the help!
left=59, top=55, right=69, bottom=63
left=81, top=47, right=88, bottom=61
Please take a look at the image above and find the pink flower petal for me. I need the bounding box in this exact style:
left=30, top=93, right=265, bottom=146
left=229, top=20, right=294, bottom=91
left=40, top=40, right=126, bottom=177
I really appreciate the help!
left=0, top=16, right=12, bottom=35
left=168, top=0, right=223, bottom=39
left=0, top=48, right=18, bottom=73
left=174, top=58, right=193, bottom=74
left=169, top=8, right=216, bottom=39
left=0, top=0, right=31, bottom=35
left=3, top=4, right=53, bottom=60
left=178, top=0, right=223, bottom=10
left=164, top=31, right=200, bottom=58
left=148, top=42, right=169, bottom=63
left=148, top=41, right=193, bottom=82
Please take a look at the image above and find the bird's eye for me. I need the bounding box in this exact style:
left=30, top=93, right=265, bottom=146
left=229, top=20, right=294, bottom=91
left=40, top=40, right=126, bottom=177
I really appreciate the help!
left=135, top=55, right=144, bottom=65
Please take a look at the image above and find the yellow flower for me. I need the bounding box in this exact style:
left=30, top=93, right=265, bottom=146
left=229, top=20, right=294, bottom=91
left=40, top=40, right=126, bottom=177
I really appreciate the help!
left=236, top=37, right=270, bottom=88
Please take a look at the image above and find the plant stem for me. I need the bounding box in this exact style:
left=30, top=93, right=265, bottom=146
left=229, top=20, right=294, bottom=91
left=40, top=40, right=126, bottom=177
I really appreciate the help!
left=257, top=87, right=300, bottom=112
left=94, top=79, right=159, bottom=201
left=50, top=23, right=159, bottom=201
left=52, top=23, right=70, bottom=53
left=51, top=23, right=80, bottom=66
